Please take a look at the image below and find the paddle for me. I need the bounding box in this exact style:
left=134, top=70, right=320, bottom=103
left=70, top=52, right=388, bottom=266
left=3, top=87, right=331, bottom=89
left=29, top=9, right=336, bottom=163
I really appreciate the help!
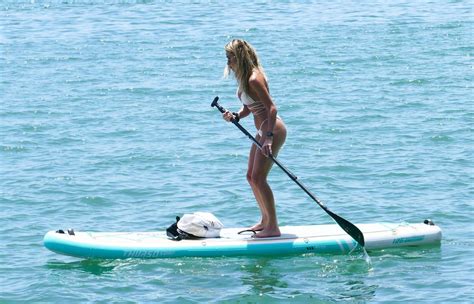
left=211, top=96, right=365, bottom=247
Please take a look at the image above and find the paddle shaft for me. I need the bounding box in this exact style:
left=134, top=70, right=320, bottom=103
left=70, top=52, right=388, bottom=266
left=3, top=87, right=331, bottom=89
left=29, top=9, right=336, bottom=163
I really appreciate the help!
left=211, top=96, right=365, bottom=247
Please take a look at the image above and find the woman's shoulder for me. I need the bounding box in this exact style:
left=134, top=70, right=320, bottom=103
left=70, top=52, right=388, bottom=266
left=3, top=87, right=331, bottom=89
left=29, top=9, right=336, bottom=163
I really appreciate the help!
left=248, top=69, right=267, bottom=87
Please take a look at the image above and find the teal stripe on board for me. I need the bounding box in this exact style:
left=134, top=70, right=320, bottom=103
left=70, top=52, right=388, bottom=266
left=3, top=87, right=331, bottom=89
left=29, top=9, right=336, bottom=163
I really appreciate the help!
left=1, top=0, right=472, bottom=303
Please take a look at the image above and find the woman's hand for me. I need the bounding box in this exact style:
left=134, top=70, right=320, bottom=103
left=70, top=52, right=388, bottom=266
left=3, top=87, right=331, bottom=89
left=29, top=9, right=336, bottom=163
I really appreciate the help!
left=223, top=110, right=235, bottom=122
left=262, top=137, right=273, bottom=157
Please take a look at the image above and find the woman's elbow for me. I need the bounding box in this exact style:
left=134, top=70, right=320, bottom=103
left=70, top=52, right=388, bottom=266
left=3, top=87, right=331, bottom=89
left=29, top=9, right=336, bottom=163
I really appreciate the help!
left=269, top=105, right=278, bottom=117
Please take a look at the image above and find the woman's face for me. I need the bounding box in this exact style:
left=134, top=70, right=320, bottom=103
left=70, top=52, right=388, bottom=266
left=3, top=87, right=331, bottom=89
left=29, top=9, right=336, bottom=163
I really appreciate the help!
left=226, top=51, right=237, bottom=71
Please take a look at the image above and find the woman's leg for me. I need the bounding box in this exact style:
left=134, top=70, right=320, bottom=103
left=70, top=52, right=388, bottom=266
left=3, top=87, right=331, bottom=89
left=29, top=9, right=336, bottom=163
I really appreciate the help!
left=251, top=120, right=287, bottom=238
left=247, top=135, right=267, bottom=231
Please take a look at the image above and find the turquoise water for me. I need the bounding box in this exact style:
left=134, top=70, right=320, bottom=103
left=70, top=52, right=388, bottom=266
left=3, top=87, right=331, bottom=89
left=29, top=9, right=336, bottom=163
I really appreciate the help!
left=1, top=0, right=473, bottom=302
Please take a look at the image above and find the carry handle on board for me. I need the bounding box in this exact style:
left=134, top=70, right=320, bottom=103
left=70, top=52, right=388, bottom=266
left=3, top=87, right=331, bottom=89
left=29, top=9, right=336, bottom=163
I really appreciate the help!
left=211, top=96, right=365, bottom=247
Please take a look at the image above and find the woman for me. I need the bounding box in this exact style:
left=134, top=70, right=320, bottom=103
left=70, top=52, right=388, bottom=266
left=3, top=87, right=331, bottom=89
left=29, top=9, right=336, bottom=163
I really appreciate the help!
left=222, top=39, right=287, bottom=238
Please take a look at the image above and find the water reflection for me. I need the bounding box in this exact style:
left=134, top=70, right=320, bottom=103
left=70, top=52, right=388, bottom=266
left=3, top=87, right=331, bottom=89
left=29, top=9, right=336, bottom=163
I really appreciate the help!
left=42, top=246, right=440, bottom=302
left=45, top=259, right=131, bottom=276
left=238, top=254, right=378, bottom=302
left=240, top=258, right=288, bottom=295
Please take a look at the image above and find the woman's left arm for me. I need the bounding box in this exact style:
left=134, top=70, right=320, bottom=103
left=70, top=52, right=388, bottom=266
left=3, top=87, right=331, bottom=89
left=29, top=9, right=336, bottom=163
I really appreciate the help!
left=249, top=74, right=277, bottom=156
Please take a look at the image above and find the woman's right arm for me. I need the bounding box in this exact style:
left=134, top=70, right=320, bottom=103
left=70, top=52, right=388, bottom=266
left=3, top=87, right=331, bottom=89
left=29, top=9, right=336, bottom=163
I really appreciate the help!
left=223, top=105, right=250, bottom=122
left=237, top=105, right=250, bottom=120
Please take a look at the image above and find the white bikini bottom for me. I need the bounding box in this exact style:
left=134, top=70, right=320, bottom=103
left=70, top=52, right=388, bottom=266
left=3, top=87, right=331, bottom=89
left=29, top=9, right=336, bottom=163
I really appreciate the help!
left=257, top=116, right=282, bottom=137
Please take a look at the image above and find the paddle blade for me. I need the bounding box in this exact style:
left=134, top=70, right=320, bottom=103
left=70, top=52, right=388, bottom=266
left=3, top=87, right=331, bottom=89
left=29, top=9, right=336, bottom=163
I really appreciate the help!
left=328, top=209, right=365, bottom=247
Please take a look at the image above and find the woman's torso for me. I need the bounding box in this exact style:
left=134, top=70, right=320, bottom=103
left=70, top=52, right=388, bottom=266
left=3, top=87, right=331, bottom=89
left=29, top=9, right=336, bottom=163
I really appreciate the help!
left=237, top=88, right=268, bottom=129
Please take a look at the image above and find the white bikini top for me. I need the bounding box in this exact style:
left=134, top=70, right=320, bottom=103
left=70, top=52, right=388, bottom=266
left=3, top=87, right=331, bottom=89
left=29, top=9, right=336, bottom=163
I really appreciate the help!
left=237, top=86, right=267, bottom=116
left=238, top=89, right=256, bottom=105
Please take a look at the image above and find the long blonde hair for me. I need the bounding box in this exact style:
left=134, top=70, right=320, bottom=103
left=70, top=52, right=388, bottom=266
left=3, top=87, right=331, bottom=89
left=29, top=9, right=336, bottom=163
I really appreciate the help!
left=224, top=39, right=267, bottom=94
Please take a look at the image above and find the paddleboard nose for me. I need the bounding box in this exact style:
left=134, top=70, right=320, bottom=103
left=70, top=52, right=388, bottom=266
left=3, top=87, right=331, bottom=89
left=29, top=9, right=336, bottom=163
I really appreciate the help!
left=424, top=219, right=435, bottom=226
left=54, top=228, right=75, bottom=235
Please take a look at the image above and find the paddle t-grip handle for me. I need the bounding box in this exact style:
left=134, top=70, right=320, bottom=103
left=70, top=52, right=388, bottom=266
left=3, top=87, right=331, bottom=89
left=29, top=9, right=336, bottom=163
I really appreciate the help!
left=211, top=96, right=226, bottom=114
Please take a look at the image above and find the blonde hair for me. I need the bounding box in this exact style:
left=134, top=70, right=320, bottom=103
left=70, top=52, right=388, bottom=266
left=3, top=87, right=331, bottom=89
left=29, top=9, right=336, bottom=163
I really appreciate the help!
left=224, top=39, right=267, bottom=94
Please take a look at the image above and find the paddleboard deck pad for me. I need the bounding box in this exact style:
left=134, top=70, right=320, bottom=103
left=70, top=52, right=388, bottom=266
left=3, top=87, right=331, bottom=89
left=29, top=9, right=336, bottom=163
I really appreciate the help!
left=43, top=221, right=441, bottom=259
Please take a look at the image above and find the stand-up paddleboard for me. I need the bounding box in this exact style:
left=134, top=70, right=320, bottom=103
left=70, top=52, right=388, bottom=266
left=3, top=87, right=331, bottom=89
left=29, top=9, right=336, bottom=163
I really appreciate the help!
left=43, top=220, right=441, bottom=259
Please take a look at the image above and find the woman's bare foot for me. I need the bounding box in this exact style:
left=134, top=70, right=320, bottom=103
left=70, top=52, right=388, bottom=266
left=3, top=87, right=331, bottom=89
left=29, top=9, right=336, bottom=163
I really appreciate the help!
left=249, top=222, right=264, bottom=231
left=254, top=227, right=281, bottom=238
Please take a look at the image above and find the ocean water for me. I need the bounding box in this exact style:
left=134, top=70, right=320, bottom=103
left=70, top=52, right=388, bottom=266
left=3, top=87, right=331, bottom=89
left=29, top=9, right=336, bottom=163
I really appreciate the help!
left=1, top=0, right=473, bottom=303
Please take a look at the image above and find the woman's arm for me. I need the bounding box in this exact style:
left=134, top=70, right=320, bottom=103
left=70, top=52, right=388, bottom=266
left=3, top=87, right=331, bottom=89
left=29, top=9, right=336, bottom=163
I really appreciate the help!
left=249, top=74, right=277, bottom=134
left=223, top=105, right=250, bottom=122
left=236, top=105, right=251, bottom=120
left=249, top=72, right=277, bottom=156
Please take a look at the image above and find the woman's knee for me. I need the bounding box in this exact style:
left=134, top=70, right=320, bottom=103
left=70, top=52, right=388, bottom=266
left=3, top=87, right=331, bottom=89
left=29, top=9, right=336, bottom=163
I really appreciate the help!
left=250, top=171, right=267, bottom=187
left=246, top=171, right=253, bottom=185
